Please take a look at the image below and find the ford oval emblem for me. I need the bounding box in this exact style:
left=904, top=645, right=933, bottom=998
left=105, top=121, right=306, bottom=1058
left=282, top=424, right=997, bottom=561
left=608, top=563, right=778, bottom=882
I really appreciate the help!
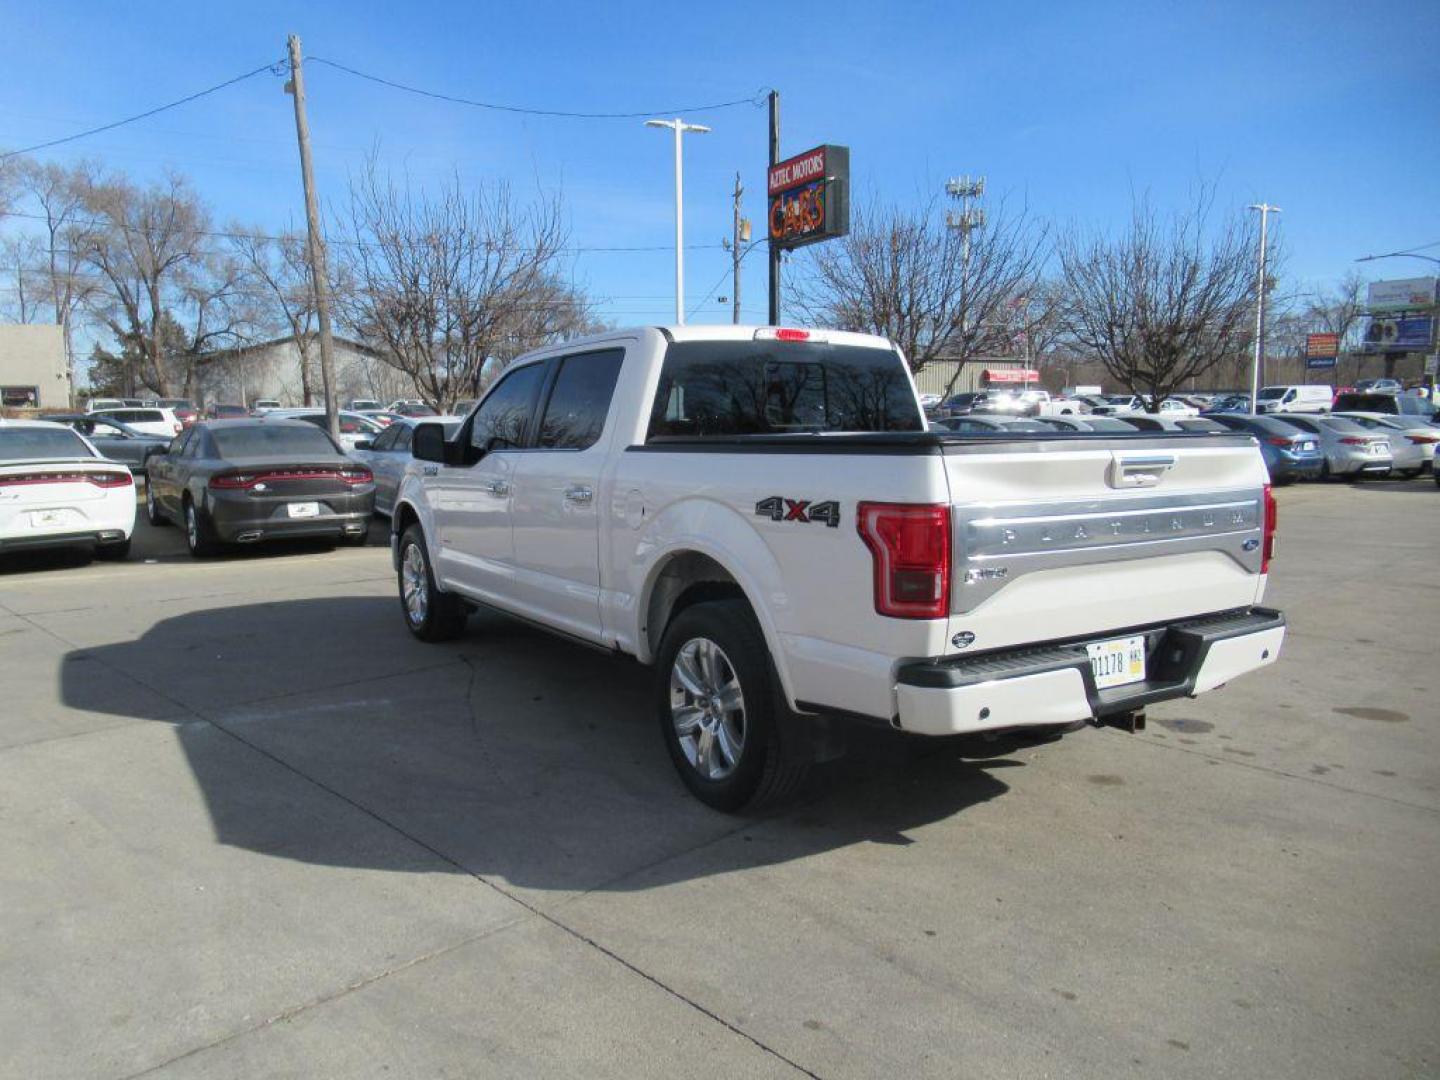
left=951, top=631, right=976, bottom=650
left=1242, top=538, right=1260, bottom=551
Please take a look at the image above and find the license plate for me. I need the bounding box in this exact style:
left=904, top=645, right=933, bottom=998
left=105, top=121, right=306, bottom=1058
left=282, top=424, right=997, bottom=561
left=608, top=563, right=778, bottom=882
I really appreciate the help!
left=30, top=509, right=73, bottom=528
left=1087, top=635, right=1146, bottom=689
left=286, top=501, right=320, bottom=518
left=1299, top=441, right=1317, bottom=452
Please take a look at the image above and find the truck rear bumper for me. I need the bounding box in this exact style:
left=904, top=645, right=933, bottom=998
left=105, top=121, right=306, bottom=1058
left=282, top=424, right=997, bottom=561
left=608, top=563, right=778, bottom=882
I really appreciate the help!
left=893, top=607, right=1285, bottom=736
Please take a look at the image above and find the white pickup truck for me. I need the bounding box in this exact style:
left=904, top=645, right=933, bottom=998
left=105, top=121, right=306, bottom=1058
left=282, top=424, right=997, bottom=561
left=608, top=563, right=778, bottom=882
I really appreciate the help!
left=392, top=326, right=1285, bottom=810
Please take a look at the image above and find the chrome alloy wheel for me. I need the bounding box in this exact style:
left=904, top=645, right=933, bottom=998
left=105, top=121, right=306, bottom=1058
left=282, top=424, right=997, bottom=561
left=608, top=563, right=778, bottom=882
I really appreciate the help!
left=185, top=504, right=199, bottom=549
left=669, top=636, right=747, bottom=780
left=401, top=542, right=429, bottom=626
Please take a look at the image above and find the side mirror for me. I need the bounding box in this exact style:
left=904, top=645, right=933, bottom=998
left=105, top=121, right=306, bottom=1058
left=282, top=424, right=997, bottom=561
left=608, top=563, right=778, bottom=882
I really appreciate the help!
left=144, top=445, right=166, bottom=460
left=354, top=439, right=374, bottom=451
left=411, top=421, right=449, bottom=464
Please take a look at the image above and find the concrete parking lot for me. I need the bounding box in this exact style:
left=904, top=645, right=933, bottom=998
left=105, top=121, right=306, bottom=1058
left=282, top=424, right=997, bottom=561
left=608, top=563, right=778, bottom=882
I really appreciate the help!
left=1, top=480, right=1436, bottom=1079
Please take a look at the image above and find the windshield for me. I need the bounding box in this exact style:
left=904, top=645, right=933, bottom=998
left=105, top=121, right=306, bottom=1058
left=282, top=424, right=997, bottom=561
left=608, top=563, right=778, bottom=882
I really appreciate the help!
left=1257, top=387, right=1287, bottom=400
left=208, top=424, right=340, bottom=458
left=0, top=427, right=96, bottom=461
left=647, top=340, right=923, bottom=437
left=1104, top=395, right=1134, bottom=404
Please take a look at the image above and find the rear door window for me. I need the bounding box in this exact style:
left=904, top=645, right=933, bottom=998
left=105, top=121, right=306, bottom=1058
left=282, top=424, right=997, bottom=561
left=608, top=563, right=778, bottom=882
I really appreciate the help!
left=536, top=349, right=624, bottom=450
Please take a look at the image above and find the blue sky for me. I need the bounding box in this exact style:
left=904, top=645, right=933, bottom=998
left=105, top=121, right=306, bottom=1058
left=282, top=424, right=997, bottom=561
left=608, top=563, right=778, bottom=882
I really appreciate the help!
left=2, top=0, right=1437, bottom=327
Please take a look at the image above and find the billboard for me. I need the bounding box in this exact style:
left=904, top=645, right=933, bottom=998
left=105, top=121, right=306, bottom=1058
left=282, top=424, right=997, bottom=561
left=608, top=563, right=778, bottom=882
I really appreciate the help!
left=1366, top=277, right=1436, bottom=313
left=768, top=145, right=849, bottom=250
left=1362, top=314, right=1435, bottom=353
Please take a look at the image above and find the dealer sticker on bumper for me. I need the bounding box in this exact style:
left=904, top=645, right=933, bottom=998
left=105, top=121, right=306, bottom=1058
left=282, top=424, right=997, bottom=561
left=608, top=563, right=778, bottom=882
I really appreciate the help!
left=1087, top=635, right=1146, bottom=689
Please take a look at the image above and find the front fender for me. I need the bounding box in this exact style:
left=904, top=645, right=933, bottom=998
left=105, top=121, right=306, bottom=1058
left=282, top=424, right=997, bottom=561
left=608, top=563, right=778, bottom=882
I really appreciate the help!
left=629, top=496, right=798, bottom=706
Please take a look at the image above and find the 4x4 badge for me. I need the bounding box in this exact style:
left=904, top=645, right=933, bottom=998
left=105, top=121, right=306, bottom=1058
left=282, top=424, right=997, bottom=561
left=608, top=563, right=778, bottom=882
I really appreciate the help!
left=755, top=496, right=841, bottom=528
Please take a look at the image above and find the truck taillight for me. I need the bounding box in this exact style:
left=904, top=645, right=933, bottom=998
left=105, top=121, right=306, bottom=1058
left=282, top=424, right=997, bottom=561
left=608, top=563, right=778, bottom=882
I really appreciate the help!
left=856, top=502, right=951, bottom=619
left=1262, top=485, right=1277, bottom=573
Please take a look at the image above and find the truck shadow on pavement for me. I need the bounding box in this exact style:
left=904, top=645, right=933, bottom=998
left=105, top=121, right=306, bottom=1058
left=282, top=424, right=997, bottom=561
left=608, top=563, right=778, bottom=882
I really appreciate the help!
left=61, top=596, right=1021, bottom=894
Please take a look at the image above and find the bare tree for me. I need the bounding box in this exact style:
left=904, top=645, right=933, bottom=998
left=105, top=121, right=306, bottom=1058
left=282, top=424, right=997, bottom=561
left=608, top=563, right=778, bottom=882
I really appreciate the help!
left=1056, top=190, right=1261, bottom=408
left=79, top=171, right=252, bottom=397
left=787, top=193, right=1048, bottom=388
left=334, top=160, right=588, bottom=411
left=0, top=234, right=44, bottom=322
left=229, top=227, right=321, bottom=404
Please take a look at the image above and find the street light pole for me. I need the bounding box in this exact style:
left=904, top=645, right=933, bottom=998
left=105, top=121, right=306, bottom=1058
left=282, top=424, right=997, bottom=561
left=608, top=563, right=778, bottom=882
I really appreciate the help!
left=645, top=117, right=710, bottom=325
left=1248, top=203, right=1281, bottom=414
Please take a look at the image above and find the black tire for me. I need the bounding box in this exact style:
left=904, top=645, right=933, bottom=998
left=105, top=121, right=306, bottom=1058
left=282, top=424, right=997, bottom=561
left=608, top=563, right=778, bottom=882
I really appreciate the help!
left=94, top=538, right=131, bottom=561
left=397, top=524, right=468, bottom=642
left=145, top=480, right=167, bottom=526
left=655, top=598, right=809, bottom=812
left=183, top=496, right=220, bottom=557
left=1399, top=468, right=1422, bottom=480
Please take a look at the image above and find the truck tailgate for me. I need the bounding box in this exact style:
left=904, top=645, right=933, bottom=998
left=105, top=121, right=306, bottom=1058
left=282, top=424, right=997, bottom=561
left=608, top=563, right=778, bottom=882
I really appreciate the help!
left=941, top=435, right=1269, bottom=653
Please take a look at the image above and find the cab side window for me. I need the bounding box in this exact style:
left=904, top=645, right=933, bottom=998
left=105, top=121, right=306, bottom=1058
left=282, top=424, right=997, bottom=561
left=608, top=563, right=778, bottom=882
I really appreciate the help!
left=471, top=364, right=546, bottom=451
left=536, top=349, right=624, bottom=450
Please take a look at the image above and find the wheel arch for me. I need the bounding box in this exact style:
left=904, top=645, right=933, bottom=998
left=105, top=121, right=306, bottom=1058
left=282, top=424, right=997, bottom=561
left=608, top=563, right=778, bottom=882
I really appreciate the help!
left=636, top=540, right=798, bottom=708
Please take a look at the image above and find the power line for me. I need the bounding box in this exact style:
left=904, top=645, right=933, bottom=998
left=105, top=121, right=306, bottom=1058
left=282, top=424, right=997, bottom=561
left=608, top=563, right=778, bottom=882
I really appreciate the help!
left=686, top=238, right=768, bottom=320
left=0, top=60, right=287, bottom=162
left=309, top=56, right=768, bottom=120
left=0, top=210, right=727, bottom=255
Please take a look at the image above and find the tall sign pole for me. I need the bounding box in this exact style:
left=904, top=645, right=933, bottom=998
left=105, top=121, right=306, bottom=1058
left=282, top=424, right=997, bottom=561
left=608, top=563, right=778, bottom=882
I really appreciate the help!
left=286, top=34, right=339, bottom=438
left=1247, top=203, right=1280, bottom=413
left=767, top=91, right=781, bottom=326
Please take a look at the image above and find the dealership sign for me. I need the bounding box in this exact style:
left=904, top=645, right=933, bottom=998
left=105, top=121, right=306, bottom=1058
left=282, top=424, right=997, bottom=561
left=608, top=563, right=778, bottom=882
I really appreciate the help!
left=1304, top=332, right=1339, bottom=368
left=982, top=368, right=1041, bottom=385
left=768, top=144, right=849, bottom=250
left=1366, top=276, right=1437, bottom=313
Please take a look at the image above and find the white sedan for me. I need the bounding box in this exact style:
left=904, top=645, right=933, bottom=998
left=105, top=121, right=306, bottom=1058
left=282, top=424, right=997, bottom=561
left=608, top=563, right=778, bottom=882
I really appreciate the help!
left=0, top=420, right=136, bottom=559
left=264, top=408, right=388, bottom=452
left=1333, top=412, right=1438, bottom=477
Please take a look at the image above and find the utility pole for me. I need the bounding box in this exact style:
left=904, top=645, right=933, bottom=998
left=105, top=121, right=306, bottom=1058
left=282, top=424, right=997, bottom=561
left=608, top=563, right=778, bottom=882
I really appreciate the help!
left=285, top=34, right=340, bottom=439
left=767, top=90, right=781, bottom=325
left=645, top=117, right=710, bottom=324
left=941, top=175, right=986, bottom=397
left=1248, top=202, right=1281, bottom=413
left=722, top=172, right=751, bottom=324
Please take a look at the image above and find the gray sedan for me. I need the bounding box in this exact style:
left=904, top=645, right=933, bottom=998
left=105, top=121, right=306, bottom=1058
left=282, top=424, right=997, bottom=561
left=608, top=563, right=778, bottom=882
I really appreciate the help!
left=347, top=417, right=461, bottom=516
left=1333, top=412, right=1436, bottom=477
left=40, top=414, right=169, bottom=475
left=145, top=419, right=375, bottom=556
left=1277, top=415, right=1392, bottom=479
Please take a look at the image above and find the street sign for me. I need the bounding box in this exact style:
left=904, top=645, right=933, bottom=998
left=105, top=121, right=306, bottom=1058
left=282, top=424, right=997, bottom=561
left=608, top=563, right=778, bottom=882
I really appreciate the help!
left=1366, top=277, right=1437, bottom=313
left=1305, top=355, right=1337, bottom=369
left=768, top=144, right=849, bottom=250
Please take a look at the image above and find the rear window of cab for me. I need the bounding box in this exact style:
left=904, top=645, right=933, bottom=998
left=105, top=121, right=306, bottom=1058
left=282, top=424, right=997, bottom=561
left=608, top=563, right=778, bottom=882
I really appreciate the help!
left=647, top=340, right=922, bottom=438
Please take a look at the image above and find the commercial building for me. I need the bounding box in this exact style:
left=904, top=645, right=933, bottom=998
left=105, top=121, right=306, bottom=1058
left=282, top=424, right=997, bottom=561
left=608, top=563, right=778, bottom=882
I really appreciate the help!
left=194, top=334, right=417, bottom=408
left=0, top=323, right=69, bottom=410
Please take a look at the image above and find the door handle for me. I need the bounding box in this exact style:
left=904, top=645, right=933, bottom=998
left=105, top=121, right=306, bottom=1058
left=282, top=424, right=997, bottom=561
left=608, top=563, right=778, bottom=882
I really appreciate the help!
left=563, top=484, right=593, bottom=505
left=482, top=479, right=510, bottom=497
left=1109, top=454, right=1176, bottom=489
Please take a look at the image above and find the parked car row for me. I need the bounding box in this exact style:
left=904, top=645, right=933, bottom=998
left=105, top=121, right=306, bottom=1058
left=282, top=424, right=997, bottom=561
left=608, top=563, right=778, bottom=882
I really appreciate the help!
left=931, top=408, right=1438, bottom=485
